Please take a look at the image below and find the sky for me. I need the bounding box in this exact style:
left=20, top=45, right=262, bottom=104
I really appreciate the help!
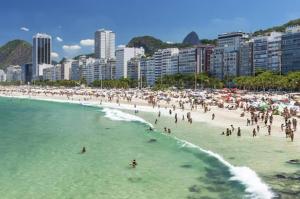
left=1, top=0, right=300, bottom=60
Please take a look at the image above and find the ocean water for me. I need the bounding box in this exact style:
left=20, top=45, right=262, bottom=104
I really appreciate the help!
left=0, top=97, right=272, bottom=199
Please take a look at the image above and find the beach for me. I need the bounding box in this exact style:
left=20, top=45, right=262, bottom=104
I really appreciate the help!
left=0, top=85, right=300, bottom=198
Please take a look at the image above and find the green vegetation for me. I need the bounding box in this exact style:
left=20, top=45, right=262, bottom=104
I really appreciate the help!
left=153, top=73, right=224, bottom=90
left=234, top=71, right=300, bottom=91
left=0, top=40, right=32, bottom=70
left=253, top=18, right=300, bottom=36
left=200, top=39, right=217, bottom=45
left=127, top=36, right=193, bottom=56
left=0, top=81, right=21, bottom=86
left=32, top=80, right=79, bottom=87
left=92, top=78, right=138, bottom=89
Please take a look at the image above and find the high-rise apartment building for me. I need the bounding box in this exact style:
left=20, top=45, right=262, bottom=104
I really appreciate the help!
left=115, top=45, right=144, bottom=79
left=253, top=32, right=282, bottom=73
left=21, top=63, right=33, bottom=84
left=281, top=26, right=300, bottom=74
left=196, top=45, right=214, bottom=73
left=140, top=57, right=155, bottom=86
left=239, top=41, right=254, bottom=76
left=61, top=59, right=74, bottom=80
left=178, top=48, right=198, bottom=74
left=6, top=65, right=22, bottom=82
left=0, top=69, right=6, bottom=82
left=218, top=32, right=248, bottom=50
left=32, top=33, right=52, bottom=80
left=94, top=29, right=115, bottom=59
left=211, top=32, right=248, bottom=79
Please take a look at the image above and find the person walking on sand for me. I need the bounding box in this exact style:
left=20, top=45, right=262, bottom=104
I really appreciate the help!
left=230, top=125, right=235, bottom=132
left=290, top=130, right=294, bottom=142
left=257, top=125, right=260, bottom=133
left=252, top=128, right=257, bottom=137
left=268, top=125, right=271, bottom=135
left=237, top=127, right=241, bottom=137
left=212, top=113, right=215, bottom=120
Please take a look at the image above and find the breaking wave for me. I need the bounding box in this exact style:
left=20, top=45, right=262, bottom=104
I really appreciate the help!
left=101, top=107, right=274, bottom=199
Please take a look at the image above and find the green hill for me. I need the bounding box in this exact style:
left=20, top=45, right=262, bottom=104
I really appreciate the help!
left=253, top=18, right=300, bottom=36
left=127, top=36, right=192, bottom=56
left=0, top=40, right=32, bottom=70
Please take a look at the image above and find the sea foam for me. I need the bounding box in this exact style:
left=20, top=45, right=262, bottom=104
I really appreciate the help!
left=101, top=107, right=153, bottom=128
left=178, top=139, right=275, bottom=199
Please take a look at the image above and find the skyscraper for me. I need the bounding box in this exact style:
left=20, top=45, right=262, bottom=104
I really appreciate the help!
left=94, top=29, right=115, bottom=59
left=32, top=33, right=52, bottom=80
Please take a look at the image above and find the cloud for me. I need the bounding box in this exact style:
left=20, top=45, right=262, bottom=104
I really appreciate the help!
left=20, top=27, right=29, bottom=32
left=80, top=39, right=94, bottom=46
left=62, top=45, right=81, bottom=51
left=56, top=37, right=63, bottom=42
left=51, top=52, right=59, bottom=59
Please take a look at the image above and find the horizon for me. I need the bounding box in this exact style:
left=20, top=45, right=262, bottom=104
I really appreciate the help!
left=1, top=0, right=300, bottom=59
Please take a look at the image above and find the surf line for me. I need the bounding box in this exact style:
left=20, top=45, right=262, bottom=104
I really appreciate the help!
left=101, top=107, right=275, bottom=199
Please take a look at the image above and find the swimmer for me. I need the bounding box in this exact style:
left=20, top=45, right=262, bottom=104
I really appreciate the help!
left=130, top=159, right=138, bottom=168
left=81, top=147, right=86, bottom=154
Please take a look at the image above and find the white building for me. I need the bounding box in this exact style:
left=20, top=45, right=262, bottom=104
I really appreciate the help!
left=43, top=64, right=61, bottom=81
left=6, top=65, right=22, bottom=82
left=285, top=25, right=300, bottom=34
left=0, top=69, right=6, bottom=82
left=81, top=58, right=96, bottom=84
left=38, top=64, right=53, bottom=77
left=115, top=45, right=144, bottom=79
left=32, top=33, right=52, bottom=80
left=62, top=59, right=74, bottom=80
left=154, top=48, right=179, bottom=80
left=94, top=29, right=115, bottom=59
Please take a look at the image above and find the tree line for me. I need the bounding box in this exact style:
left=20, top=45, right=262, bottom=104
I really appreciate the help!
left=234, top=71, right=300, bottom=91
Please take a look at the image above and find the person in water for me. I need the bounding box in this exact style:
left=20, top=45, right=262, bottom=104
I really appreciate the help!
left=131, top=159, right=138, bottom=168
left=81, top=147, right=86, bottom=154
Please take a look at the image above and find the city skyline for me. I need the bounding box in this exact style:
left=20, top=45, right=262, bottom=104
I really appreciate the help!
left=1, top=0, right=300, bottom=59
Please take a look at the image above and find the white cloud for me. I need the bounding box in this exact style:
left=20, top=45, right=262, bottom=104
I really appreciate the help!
left=56, top=37, right=63, bottom=42
left=20, top=27, right=29, bottom=32
left=80, top=39, right=94, bottom=46
left=62, top=45, right=81, bottom=51
left=51, top=52, right=59, bottom=59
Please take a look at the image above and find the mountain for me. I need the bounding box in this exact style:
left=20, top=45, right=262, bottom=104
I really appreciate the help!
left=73, top=53, right=95, bottom=60
left=183, top=31, right=200, bottom=45
left=253, top=18, right=300, bottom=36
left=127, top=36, right=192, bottom=56
left=0, top=40, right=32, bottom=70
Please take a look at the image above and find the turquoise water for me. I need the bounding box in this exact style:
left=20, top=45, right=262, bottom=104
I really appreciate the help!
left=0, top=97, right=259, bottom=199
